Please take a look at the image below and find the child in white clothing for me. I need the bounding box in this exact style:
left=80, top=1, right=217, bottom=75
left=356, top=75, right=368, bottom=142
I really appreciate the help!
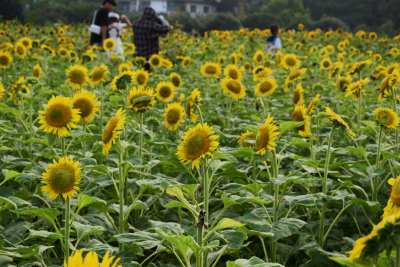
left=108, top=12, right=132, bottom=59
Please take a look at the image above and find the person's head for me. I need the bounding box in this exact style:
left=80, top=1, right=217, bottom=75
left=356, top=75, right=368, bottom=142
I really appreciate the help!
left=108, top=12, right=120, bottom=23
left=102, top=0, right=116, bottom=11
left=270, top=24, right=280, bottom=36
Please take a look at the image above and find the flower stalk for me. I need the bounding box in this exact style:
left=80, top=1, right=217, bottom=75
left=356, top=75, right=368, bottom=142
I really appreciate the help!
left=374, top=126, right=384, bottom=201
left=64, top=197, right=70, bottom=261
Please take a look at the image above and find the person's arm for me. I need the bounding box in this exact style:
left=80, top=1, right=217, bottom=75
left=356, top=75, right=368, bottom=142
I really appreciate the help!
left=101, top=26, right=107, bottom=43
left=121, top=15, right=132, bottom=28
left=152, top=21, right=170, bottom=36
left=98, top=9, right=108, bottom=44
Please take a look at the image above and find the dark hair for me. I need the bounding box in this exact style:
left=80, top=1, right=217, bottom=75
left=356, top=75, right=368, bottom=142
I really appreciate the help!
left=103, top=0, right=117, bottom=6
left=270, top=24, right=279, bottom=35
left=109, top=17, right=118, bottom=23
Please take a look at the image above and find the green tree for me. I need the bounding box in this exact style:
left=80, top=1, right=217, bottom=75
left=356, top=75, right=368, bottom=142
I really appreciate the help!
left=0, top=0, right=25, bottom=22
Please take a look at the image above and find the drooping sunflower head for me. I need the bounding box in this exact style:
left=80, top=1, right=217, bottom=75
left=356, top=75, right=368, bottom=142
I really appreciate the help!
left=0, top=51, right=13, bottom=69
left=163, top=102, right=185, bottom=130
left=285, top=68, right=307, bottom=88
left=38, top=95, right=81, bottom=138
left=252, top=65, right=273, bottom=81
left=348, top=60, right=372, bottom=76
left=346, top=227, right=378, bottom=260
left=307, top=94, right=321, bottom=115
left=72, top=89, right=100, bottom=123
left=253, top=50, right=264, bottom=65
left=102, top=108, right=126, bottom=155
left=335, top=75, right=352, bottom=92
left=110, top=70, right=135, bottom=92
left=10, top=76, right=30, bottom=102
left=161, top=58, right=173, bottom=69
left=386, top=63, right=399, bottom=76
left=66, top=64, right=88, bottom=89
left=128, top=86, right=156, bottom=113
left=255, top=114, right=280, bottom=155
left=32, top=64, right=43, bottom=78
left=282, top=54, right=300, bottom=71
left=155, top=81, right=176, bottom=103
left=237, top=130, right=257, bottom=148
left=224, top=64, right=243, bottom=81
left=374, top=107, right=399, bottom=129
left=14, top=42, right=27, bottom=58
left=328, top=62, right=343, bottom=78
left=200, top=62, right=222, bottom=78
left=103, top=38, right=116, bottom=51
left=292, top=83, right=304, bottom=104
left=186, top=88, right=202, bottom=123
left=177, top=123, right=219, bottom=169
left=292, top=102, right=310, bottom=136
left=255, top=77, right=278, bottom=97
left=149, top=54, right=162, bottom=68
left=221, top=77, right=246, bottom=100
left=325, top=107, right=355, bottom=137
left=170, top=72, right=182, bottom=89
left=380, top=175, right=400, bottom=220
left=89, top=64, right=109, bottom=85
left=0, top=82, right=5, bottom=100
left=344, top=78, right=370, bottom=99
left=65, top=250, right=122, bottom=267
left=320, top=58, right=332, bottom=70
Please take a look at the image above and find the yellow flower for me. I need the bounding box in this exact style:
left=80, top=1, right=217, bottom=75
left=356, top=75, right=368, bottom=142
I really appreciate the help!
left=253, top=50, right=264, bottom=65
left=292, top=83, right=304, bottom=104
left=10, top=76, right=30, bottom=101
left=373, top=54, right=382, bottom=62
left=41, top=156, right=81, bottom=200
left=131, top=69, right=149, bottom=87
left=346, top=227, right=378, bottom=259
left=125, top=44, right=136, bottom=55
left=292, top=102, right=310, bottom=136
left=0, top=51, right=12, bottom=68
left=307, top=94, right=321, bottom=115
left=66, top=65, right=88, bottom=89
left=374, top=107, right=399, bottom=129
left=369, top=32, right=377, bottom=40
left=38, top=96, right=81, bottom=138
left=19, top=37, right=32, bottom=49
left=0, top=81, right=4, bottom=100
left=308, top=31, right=315, bottom=40
left=391, top=47, right=399, bottom=56
left=224, top=64, right=243, bottom=81
left=335, top=75, right=352, bottom=92
left=252, top=65, right=273, bottom=81
left=14, top=42, right=27, bottom=58
left=230, top=52, right=238, bottom=65
left=110, top=70, right=135, bottom=92
left=221, top=77, right=246, bottom=100
left=149, top=54, right=162, bottom=68
left=244, top=62, right=252, bottom=70
left=41, top=45, right=56, bottom=56
left=186, top=89, right=202, bottom=123
left=320, top=58, right=332, bottom=70
left=237, top=131, right=257, bottom=148
left=325, top=107, right=355, bottom=137
left=32, top=64, right=43, bottom=78
left=163, top=102, right=185, bottom=130
left=348, top=60, right=372, bottom=76
left=177, top=123, right=219, bottom=169
left=103, top=38, right=116, bottom=51
left=255, top=114, right=280, bottom=155
left=89, top=64, right=109, bottom=85
left=201, top=62, right=221, bottom=78
left=182, top=56, right=191, bottom=68
left=282, top=54, right=300, bottom=71
left=285, top=68, right=307, bottom=91
left=65, top=250, right=121, bottom=267
left=386, top=63, right=399, bottom=75
left=328, top=62, right=343, bottom=78
left=155, top=81, right=175, bottom=102
left=128, top=86, right=156, bottom=113
left=378, top=68, right=399, bottom=102
left=382, top=175, right=400, bottom=218
left=344, top=78, right=370, bottom=99
left=58, top=47, right=69, bottom=58
left=170, top=72, right=182, bottom=89
left=176, top=93, right=185, bottom=104
left=102, top=108, right=126, bottom=155
left=255, top=78, right=278, bottom=97
left=72, top=89, right=100, bottom=123
left=161, top=58, right=173, bottom=69
left=298, top=23, right=304, bottom=30
left=118, top=63, right=131, bottom=74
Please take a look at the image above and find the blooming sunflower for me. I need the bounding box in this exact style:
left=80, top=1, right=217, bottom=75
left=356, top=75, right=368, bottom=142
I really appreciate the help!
left=378, top=69, right=399, bottom=102
left=14, top=42, right=27, bottom=59
left=38, top=96, right=80, bottom=137
left=252, top=65, right=273, bottom=81
left=102, top=108, right=126, bottom=155
left=133, top=69, right=150, bottom=87
left=379, top=174, right=400, bottom=220
left=325, top=107, right=355, bottom=137
left=221, top=77, right=246, bottom=100
left=0, top=51, right=13, bottom=68
left=348, top=60, right=372, bottom=76
left=72, top=89, right=100, bottom=123
left=65, top=250, right=122, bottom=267
left=103, top=38, right=116, bottom=51
left=161, top=58, right=173, bottom=69
left=66, top=65, right=88, bottom=89
left=200, top=62, right=221, bottom=78
left=244, top=62, right=252, bottom=70
left=292, top=83, right=304, bottom=104
left=155, top=81, right=176, bottom=102
left=110, top=70, right=135, bottom=92
left=41, top=45, right=55, bottom=56
left=19, top=37, right=32, bottom=49
left=32, top=64, right=43, bottom=78
left=0, top=82, right=4, bottom=100
left=170, top=72, right=182, bottom=89
left=10, top=76, right=30, bottom=101
left=253, top=50, right=264, bottom=65
left=346, top=227, right=378, bottom=260
left=374, top=107, right=399, bottom=129
left=177, top=123, right=219, bottom=169
left=386, top=63, right=399, bottom=75
left=58, top=47, right=69, bottom=58
left=292, top=102, right=310, bottom=137
left=255, top=114, right=280, bottom=155
left=149, top=54, right=162, bottom=68
left=308, top=31, right=316, bottom=40
left=373, top=54, right=382, bottom=62
left=344, top=78, right=370, bottom=99
left=238, top=131, right=257, bottom=148
left=391, top=47, right=400, bottom=56
left=119, top=63, right=131, bottom=74
left=164, top=102, right=185, bottom=130
left=224, top=64, right=243, bottom=81
left=285, top=68, right=307, bottom=91
left=307, top=94, right=321, bottom=115
left=89, top=64, right=109, bottom=85
left=320, top=58, right=332, bottom=70
left=230, top=52, right=238, bottom=65
left=182, top=56, right=191, bottom=68
left=255, top=78, right=278, bottom=97
left=41, top=156, right=81, bottom=200
left=176, top=93, right=185, bottom=104
left=186, top=89, right=202, bottom=123
left=128, top=86, right=156, bottom=113
left=369, top=32, right=377, bottom=40
left=282, top=54, right=301, bottom=71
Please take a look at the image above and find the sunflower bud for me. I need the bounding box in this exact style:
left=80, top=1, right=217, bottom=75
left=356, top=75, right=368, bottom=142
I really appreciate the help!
left=196, top=209, right=208, bottom=229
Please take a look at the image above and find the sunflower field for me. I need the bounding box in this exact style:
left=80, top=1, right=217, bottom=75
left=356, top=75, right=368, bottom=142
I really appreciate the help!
left=1, top=19, right=400, bottom=267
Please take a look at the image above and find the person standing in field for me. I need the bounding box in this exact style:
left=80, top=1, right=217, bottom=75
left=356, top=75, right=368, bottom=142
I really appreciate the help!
left=265, top=24, right=282, bottom=54
left=90, top=0, right=117, bottom=47
left=132, top=6, right=170, bottom=71
left=108, top=12, right=132, bottom=59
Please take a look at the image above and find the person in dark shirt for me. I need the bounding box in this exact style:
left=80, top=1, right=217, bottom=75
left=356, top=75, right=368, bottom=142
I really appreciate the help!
left=90, top=0, right=117, bottom=46
left=132, top=6, right=170, bottom=70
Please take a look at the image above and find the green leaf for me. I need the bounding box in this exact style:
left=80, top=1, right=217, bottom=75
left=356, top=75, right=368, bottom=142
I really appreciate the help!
left=77, top=195, right=108, bottom=213
left=22, top=138, right=49, bottom=146
left=345, top=146, right=367, bottom=158
left=175, top=184, right=198, bottom=200
left=213, top=218, right=244, bottom=232
left=12, top=207, right=62, bottom=225
left=289, top=138, right=310, bottom=148
left=221, top=231, right=246, bottom=249
left=270, top=218, right=306, bottom=241
left=221, top=194, right=237, bottom=209
left=329, top=257, right=374, bottom=267
left=213, top=151, right=238, bottom=163
left=27, top=229, right=60, bottom=241
left=145, top=138, right=176, bottom=146
left=236, top=226, right=274, bottom=237
left=228, top=256, right=284, bottom=267
left=1, top=170, right=24, bottom=184
left=280, top=121, right=305, bottom=135
left=72, top=221, right=104, bottom=241
left=110, top=232, right=164, bottom=249
left=130, top=95, right=152, bottom=105
left=232, top=147, right=254, bottom=159
left=110, top=95, right=124, bottom=103
left=0, top=196, right=17, bottom=210
left=236, top=183, right=262, bottom=197
left=251, top=151, right=272, bottom=163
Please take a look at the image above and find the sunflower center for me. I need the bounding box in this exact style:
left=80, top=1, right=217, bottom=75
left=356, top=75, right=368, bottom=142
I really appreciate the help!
left=379, top=112, right=393, bottom=125
left=160, top=86, right=171, bottom=98
left=136, top=74, right=145, bottom=85
left=46, top=104, right=71, bottom=127
left=73, top=98, right=93, bottom=118
left=131, top=94, right=151, bottom=109
left=255, top=125, right=268, bottom=151
left=292, top=89, right=300, bottom=104
left=259, top=81, right=272, bottom=93
left=106, top=41, right=114, bottom=49
left=51, top=166, right=75, bottom=193
left=0, top=55, right=8, bottom=65
left=388, top=67, right=396, bottom=75
left=183, top=59, right=189, bottom=66
left=60, top=50, right=67, bottom=56
left=166, top=108, right=180, bottom=124
left=172, top=76, right=180, bottom=87
left=151, top=57, right=160, bottom=66
left=292, top=109, right=305, bottom=131
left=33, top=69, right=39, bottom=77
left=226, top=80, right=241, bottom=94
left=91, top=69, right=104, bottom=81
left=229, top=69, right=238, bottom=79
left=70, top=70, right=85, bottom=84
left=102, top=117, right=117, bottom=144
left=205, top=65, right=217, bottom=74
left=185, top=131, right=209, bottom=159
left=323, top=61, right=330, bottom=68
left=17, top=46, right=24, bottom=55
left=286, top=57, right=296, bottom=66
left=22, top=40, right=29, bottom=46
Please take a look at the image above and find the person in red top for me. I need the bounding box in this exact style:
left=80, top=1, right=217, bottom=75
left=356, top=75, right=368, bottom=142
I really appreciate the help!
left=90, top=0, right=117, bottom=47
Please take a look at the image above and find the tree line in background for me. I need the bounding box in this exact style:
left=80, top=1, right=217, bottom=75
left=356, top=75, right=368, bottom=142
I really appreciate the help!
left=1, top=0, right=400, bottom=36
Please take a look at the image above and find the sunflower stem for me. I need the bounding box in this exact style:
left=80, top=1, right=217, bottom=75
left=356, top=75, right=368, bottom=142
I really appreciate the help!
left=227, top=97, right=232, bottom=128
left=310, top=135, right=314, bottom=161
left=319, top=124, right=336, bottom=249
left=64, top=197, right=70, bottom=261
left=61, top=137, right=65, bottom=157
left=197, top=225, right=204, bottom=267
left=393, top=87, right=399, bottom=160
left=29, top=84, right=33, bottom=161
left=396, top=247, right=400, bottom=267
left=118, top=150, right=124, bottom=251
left=357, top=72, right=362, bottom=147
left=271, top=150, right=279, bottom=262
left=82, top=122, right=86, bottom=158
left=195, top=104, right=204, bottom=125
left=139, top=112, right=143, bottom=159
left=374, top=126, right=384, bottom=201
left=125, top=83, right=129, bottom=160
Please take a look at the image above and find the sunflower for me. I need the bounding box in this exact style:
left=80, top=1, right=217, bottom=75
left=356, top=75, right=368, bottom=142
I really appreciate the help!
left=285, top=68, right=307, bottom=91
left=186, top=89, right=202, bottom=123
left=221, top=77, right=246, bottom=100
left=308, top=31, right=315, bottom=40
left=102, top=108, right=126, bottom=155
left=374, top=107, right=399, bottom=129
left=32, top=64, right=43, bottom=78
left=373, top=54, right=382, bottom=62
left=307, top=94, right=321, bottom=115
left=292, top=102, right=310, bottom=136
left=320, top=58, right=332, bottom=70
left=72, top=89, right=100, bottom=123
left=244, top=62, right=252, bottom=70
left=298, top=23, right=304, bottom=30
left=65, top=250, right=122, bottom=267
left=128, top=86, right=156, bottom=113
left=88, top=64, right=109, bottom=86
left=255, top=77, right=278, bottom=97
left=230, top=53, right=238, bottom=65
left=41, top=45, right=55, bottom=56
left=386, top=63, right=399, bottom=75
left=346, top=228, right=378, bottom=260
left=252, top=65, right=273, bottom=81
left=132, top=69, right=150, bottom=87
left=344, top=78, right=370, bottom=99
left=10, top=76, right=30, bottom=101
left=149, top=54, right=161, bottom=68
left=161, top=58, right=173, bottom=69
left=348, top=60, right=372, bottom=76
left=325, top=107, right=355, bottom=137
left=237, top=131, right=257, bottom=148
left=182, top=56, right=191, bottom=68
left=57, top=47, right=69, bottom=58
left=224, top=64, right=243, bottom=81
left=170, top=72, right=182, bottom=89
left=163, top=102, right=185, bottom=130
left=328, top=62, right=343, bottom=78
left=391, top=47, right=400, bottom=56
left=155, top=81, right=175, bottom=102
left=66, top=65, right=88, bottom=89
left=0, top=82, right=4, bottom=100
left=38, top=96, right=80, bottom=138
left=276, top=51, right=283, bottom=68
left=337, top=42, right=345, bottom=51
left=255, top=114, right=280, bottom=155
left=176, top=93, right=185, bottom=104
left=110, top=70, right=135, bottom=92
left=335, top=75, right=352, bottom=92
left=41, top=156, right=81, bottom=200
left=200, top=62, right=221, bottom=78
left=0, top=51, right=12, bottom=68
left=380, top=175, right=400, bottom=219
left=19, top=37, right=32, bottom=49
left=253, top=50, right=264, bottom=65
left=103, top=38, right=116, bottom=51
left=282, top=54, right=300, bottom=71
left=369, top=32, right=377, bottom=40
left=378, top=69, right=399, bottom=102
left=292, top=83, right=304, bottom=104
left=177, top=123, right=219, bottom=169
left=118, top=63, right=131, bottom=74
left=69, top=50, right=79, bottom=61
left=14, top=42, right=26, bottom=58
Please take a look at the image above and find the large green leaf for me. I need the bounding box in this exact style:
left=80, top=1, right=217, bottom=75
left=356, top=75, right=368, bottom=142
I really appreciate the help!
left=12, top=208, right=61, bottom=225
